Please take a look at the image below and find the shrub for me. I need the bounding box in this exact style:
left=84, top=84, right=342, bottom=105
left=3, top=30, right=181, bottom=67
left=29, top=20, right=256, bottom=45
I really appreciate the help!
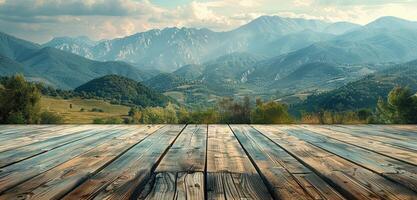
left=251, top=101, right=292, bottom=124
left=40, top=111, right=64, bottom=124
left=105, top=117, right=123, bottom=124
left=93, top=118, right=105, bottom=124
left=91, top=108, right=104, bottom=112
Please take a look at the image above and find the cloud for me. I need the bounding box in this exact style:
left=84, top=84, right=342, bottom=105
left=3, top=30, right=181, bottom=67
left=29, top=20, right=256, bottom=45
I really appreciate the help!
left=0, top=0, right=158, bottom=17
left=1, top=0, right=417, bottom=43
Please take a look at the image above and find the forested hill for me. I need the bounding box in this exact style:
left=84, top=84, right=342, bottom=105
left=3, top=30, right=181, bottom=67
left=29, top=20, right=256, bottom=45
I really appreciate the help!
left=74, top=75, right=172, bottom=107
left=293, top=60, right=417, bottom=113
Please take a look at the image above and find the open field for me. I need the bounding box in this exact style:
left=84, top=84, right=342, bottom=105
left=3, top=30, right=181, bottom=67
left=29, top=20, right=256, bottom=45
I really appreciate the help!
left=0, top=125, right=416, bottom=199
left=40, top=97, right=130, bottom=123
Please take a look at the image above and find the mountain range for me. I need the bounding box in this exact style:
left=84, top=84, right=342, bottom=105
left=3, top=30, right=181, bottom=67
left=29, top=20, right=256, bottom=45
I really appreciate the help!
left=0, top=32, right=156, bottom=89
left=43, top=16, right=360, bottom=72
left=3, top=15, right=417, bottom=108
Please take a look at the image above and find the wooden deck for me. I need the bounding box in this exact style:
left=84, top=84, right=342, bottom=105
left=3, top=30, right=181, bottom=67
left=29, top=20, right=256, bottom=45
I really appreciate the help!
left=0, top=125, right=416, bottom=200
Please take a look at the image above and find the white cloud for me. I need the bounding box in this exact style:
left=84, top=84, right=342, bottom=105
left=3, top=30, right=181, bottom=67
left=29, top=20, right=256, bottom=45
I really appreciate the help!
left=1, top=0, right=417, bottom=43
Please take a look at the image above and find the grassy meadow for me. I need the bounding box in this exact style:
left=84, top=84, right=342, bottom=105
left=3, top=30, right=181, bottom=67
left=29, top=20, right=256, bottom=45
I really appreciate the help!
left=40, top=97, right=130, bottom=124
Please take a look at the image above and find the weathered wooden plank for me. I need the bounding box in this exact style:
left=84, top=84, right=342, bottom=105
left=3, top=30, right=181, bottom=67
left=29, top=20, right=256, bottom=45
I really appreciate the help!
left=62, top=125, right=185, bottom=200
left=0, top=125, right=73, bottom=142
left=325, top=125, right=417, bottom=151
left=254, top=125, right=417, bottom=200
left=155, top=124, right=207, bottom=172
left=140, top=172, right=176, bottom=200
left=139, top=125, right=207, bottom=199
left=0, top=125, right=53, bottom=136
left=0, top=125, right=112, bottom=168
left=298, top=125, right=417, bottom=166
left=388, top=124, right=417, bottom=134
left=175, top=172, right=204, bottom=200
left=367, top=125, right=417, bottom=140
left=0, top=125, right=162, bottom=200
left=287, top=126, right=417, bottom=192
left=139, top=172, right=204, bottom=200
left=231, top=125, right=344, bottom=200
left=206, top=125, right=272, bottom=200
left=0, top=126, right=133, bottom=194
left=0, top=126, right=93, bottom=152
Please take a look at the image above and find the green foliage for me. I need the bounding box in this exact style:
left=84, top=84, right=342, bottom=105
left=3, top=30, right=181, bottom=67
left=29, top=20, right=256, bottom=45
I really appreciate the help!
left=375, top=87, right=417, bottom=123
left=301, top=110, right=368, bottom=124
left=0, top=74, right=41, bottom=124
left=104, top=117, right=124, bottom=124
left=218, top=97, right=251, bottom=124
left=75, top=75, right=172, bottom=107
left=93, top=118, right=105, bottom=124
left=93, top=117, right=123, bottom=124
left=134, top=103, right=179, bottom=124
left=91, top=108, right=104, bottom=112
left=251, top=100, right=293, bottom=124
left=187, top=109, right=220, bottom=124
left=40, top=111, right=64, bottom=124
left=294, top=61, right=417, bottom=114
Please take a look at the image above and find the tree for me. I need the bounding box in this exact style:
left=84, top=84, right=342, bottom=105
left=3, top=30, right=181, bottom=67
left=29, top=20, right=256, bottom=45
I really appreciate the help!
left=251, top=101, right=292, bottom=124
left=375, top=87, right=417, bottom=123
left=0, top=75, right=41, bottom=124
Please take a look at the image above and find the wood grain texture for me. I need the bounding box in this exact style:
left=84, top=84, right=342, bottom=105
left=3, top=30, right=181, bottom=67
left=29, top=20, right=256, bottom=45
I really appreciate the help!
left=1, top=125, right=416, bottom=200
left=231, top=125, right=344, bottom=200
left=0, top=125, right=162, bottom=200
left=293, top=125, right=417, bottom=192
left=0, top=126, right=83, bottom=152
left=254, top=125, right=417, bottom=200
left=0, top=126, right=133, bottom=194
left=298, top=125, right=417, bottom=166
left=206, top=125, right=272, bottom=200
left=139, top=125, right=207, bottom=199
left=62, top=125, right=185, bottom=200
left=0, top=126, right=112, bottom=167
left=139, top=172, right=204, bottom=200
left=325, top=125, right=417, bottom=151
left=156, top=124, right=207, bottom=172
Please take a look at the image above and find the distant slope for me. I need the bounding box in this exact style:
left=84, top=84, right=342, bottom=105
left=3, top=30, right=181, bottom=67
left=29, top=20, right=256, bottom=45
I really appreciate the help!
left=43, top=16, right=358, bottom=71
left=0, top=32, right=155, bottom=89
left=145, top=52, right=263, bottom=94
left=247, top=17, right=417, bottom=86
left=75, top=75, right=171, bottom=107
left=270, top=62, right=347, bottom=92
left=294, top=60, right=417, bottom=113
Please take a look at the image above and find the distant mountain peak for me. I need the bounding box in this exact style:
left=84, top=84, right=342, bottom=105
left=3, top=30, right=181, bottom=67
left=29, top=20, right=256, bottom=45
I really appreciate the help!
left=366, top=16, right=417, bottom=30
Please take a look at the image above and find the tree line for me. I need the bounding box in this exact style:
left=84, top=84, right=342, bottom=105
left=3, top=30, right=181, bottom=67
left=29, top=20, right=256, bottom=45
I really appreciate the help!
left=0, top=75, right=63, bottom=124
left=1, top=75, right=416, bottom=124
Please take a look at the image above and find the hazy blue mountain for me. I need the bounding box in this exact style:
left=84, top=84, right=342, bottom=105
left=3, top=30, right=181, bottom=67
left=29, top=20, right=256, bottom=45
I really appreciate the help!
left=323, top=22, right=360, bottom=35
left=247, top=17, right=417, bottom=86
left=0, top=32, right=40, bottom=60
left=365, top=16, right=417, bottom=30
left=0, top=32, right=155, bottom=89
left=43, top=16, right=359, bottom=72
left=270, top=62, right=346, bottom=92
left=172, top=64, right=205, bottom=80
left=146, top=52, right=263, bottom=94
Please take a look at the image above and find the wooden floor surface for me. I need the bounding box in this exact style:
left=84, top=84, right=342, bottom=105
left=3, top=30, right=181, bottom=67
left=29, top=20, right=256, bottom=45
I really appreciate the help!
left=0, top=124, right=416, bottom=200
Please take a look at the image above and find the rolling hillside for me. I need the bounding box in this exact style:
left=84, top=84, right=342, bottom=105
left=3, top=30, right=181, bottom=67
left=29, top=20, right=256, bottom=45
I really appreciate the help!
left=293, top=60, right=417, bottom=113
left=0, top=32, right=156, bottom=89
left=75, top=75, right=172, bottom=107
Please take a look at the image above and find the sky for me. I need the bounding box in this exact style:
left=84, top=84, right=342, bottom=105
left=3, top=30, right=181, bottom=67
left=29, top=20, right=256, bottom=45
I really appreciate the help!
left=1, top=0, right=417, bottom=43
